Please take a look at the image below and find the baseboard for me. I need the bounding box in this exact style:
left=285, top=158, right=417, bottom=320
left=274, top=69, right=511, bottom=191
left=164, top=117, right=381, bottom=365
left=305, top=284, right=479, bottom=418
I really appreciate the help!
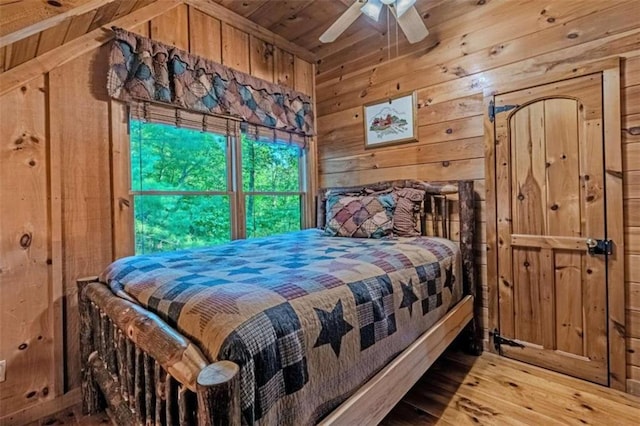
left=0, top=388, right=81, bottom=426
left=627, top=378, right=640, bottom=396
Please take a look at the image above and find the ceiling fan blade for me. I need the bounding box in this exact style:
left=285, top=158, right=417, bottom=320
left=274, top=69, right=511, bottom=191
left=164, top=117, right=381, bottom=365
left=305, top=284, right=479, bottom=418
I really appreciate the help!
left=319, top=1, right=365, bottom=43
left=393, top=5, right=428, bottom=44
left=395, top=0, right=416, bottom=17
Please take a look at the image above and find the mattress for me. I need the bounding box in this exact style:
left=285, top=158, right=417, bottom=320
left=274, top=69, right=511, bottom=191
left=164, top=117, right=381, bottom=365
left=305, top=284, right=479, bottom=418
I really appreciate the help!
left=100, top=229, right=462, bottom=425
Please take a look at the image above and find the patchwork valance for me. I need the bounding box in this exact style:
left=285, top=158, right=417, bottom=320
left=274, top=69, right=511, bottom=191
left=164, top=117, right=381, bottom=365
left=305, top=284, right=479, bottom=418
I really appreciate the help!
left=107, top=27, right=314, bottom=135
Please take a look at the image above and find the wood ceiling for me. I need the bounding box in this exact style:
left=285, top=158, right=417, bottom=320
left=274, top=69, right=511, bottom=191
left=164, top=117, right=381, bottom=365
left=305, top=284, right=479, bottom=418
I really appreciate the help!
left=213, top=0, right=443, bottom=74
left=0, top=0, right=442, bottom=76
left=213, top=0, right=437, bottom=52
left=0, top=0, right=156, bottom=72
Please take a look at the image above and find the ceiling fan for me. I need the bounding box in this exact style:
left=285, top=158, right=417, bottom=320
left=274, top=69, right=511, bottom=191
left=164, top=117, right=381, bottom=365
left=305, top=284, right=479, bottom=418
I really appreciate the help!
left=320, top=0, right=429, bottom=44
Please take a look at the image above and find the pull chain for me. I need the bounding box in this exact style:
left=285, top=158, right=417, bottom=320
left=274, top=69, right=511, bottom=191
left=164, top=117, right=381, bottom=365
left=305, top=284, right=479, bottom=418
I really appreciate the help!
left=395, top=9, right=399, bottom=58
left=386, top=7, right=390, bottom=63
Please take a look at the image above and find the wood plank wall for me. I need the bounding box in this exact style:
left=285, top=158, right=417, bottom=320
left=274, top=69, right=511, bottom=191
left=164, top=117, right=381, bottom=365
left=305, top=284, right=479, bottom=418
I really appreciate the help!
left=315, top=0, right=640, bottom=395
left=0, top=3, right=315, bottom=421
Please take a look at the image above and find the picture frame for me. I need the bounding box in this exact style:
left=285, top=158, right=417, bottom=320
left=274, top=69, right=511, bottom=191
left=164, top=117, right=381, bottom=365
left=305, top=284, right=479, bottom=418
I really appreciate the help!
left=363, top=91, right=418, bottom=148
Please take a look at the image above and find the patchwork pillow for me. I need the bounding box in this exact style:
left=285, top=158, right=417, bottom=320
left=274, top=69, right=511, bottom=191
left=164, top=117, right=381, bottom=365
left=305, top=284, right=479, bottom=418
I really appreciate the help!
left=324, top=193, right=395, bottom=238
left=392, top=187, right=425, bottom=237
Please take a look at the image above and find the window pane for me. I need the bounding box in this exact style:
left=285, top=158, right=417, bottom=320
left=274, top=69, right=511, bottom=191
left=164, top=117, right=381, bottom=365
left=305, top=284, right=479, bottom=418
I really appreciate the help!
left=130, top=120, right=228, bottom=192
left=134, top=195, right=230, bottom=254
left=241, top=135, right=301, bottom=192
left=245, top=195, right=301, bottom=238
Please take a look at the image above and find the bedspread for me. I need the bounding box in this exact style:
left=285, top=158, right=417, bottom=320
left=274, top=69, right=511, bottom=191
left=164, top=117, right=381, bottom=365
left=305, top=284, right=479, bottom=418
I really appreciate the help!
left=101, top=229, right=462, bottom=425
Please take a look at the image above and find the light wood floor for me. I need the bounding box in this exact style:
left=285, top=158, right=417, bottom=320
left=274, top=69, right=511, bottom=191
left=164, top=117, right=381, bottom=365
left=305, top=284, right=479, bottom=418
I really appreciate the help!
left=381, top=351, right=640, bottom=425
left=26, top=406, right=109, bottom=426
left=31, top=351, right=640, bottom=425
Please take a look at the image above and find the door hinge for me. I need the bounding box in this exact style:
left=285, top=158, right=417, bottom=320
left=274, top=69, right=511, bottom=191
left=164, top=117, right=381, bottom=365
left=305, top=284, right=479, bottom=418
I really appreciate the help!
left=488, top=100, right=519, bottom=122
left=586, top=238, right=613, bottom=256
left=490, top=328, right=525, bottom=353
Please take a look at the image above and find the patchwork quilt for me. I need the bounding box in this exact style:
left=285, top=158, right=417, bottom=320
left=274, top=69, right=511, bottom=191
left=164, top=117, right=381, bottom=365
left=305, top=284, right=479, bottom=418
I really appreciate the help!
left=100, top=229, right=462, bottom=425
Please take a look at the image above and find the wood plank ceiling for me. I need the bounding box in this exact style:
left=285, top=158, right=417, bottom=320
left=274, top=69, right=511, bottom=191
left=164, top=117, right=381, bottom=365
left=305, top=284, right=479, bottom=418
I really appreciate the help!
left=0, top=0, right=442, bottom=75
left=213, top=0, right=442, bottom=68
left=211, top=0, right=449, bottom=72
left=0, top=0, right=156, bottom=72
left=214, top=0, right=423, bottom=49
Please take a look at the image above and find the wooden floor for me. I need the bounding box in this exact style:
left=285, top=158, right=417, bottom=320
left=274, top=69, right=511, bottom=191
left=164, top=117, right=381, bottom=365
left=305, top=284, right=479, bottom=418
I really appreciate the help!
left=30, top=351, right=640, bottom=425
left=381, top=351, right=640, bottom=425
left=25, top=406, right=110, bottom=426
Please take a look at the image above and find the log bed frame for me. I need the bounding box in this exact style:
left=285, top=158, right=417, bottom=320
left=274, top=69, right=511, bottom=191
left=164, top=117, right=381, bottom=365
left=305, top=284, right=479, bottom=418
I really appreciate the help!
left=77, top=180, right=480, bottom=425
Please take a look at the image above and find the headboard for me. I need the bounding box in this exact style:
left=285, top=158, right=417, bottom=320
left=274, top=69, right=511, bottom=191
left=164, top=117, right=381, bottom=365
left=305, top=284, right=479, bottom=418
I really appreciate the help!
left=316, top=180, right=476, bottom=298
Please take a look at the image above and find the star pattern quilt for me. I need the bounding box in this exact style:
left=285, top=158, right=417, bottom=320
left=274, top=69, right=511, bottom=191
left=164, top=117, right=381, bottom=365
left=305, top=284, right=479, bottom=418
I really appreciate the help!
left=100, top=229, right=462, bottom=425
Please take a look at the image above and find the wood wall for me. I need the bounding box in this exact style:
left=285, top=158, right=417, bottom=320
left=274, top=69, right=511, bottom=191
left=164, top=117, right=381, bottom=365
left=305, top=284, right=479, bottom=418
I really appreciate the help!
left=0, top=3, right=314, bottom=422
left=315, top=0, right=640, bottom=394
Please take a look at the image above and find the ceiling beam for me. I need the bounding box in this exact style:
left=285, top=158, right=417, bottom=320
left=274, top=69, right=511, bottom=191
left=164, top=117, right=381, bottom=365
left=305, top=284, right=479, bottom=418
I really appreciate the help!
left=0, top=0, right=119, bottom=48
left=0, top=0, right=181, bottom=97
left=184, top=0, right=317, bottom=63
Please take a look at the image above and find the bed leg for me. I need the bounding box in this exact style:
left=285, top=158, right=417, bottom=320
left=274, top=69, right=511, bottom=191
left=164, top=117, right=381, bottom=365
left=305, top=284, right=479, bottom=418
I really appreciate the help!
left=196, top=361, right=241, bottom=426
left=77, top=276, right=105, bottom=415
left=464, top=321, right=483, bottom=356
left=457, top=182, right=483, bottom=356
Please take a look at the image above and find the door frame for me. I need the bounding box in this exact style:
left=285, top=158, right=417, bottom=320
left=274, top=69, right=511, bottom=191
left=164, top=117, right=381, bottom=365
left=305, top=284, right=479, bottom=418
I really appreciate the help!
left=483, top=57, right=626, bottom=391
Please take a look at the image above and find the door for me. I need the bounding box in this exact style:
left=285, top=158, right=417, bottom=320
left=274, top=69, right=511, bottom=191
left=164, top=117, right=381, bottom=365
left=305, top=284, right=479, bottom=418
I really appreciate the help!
left=493, top=73, right=608, bottom=384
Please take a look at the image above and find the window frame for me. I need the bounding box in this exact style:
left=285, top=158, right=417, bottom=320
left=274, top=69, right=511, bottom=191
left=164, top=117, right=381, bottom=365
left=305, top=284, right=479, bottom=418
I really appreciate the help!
left=127, top=114, right=311, bottom=253
left=235, top=131, right=307, bottom=239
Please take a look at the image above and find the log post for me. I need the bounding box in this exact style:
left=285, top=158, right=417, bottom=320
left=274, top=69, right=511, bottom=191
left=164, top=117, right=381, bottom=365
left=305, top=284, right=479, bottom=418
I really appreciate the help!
left=77, top=276, right=104, bottom=415
left=167, top=376, right=179, bottom=425
left=155, top=363, right=167, bottom=425
left=134, top=347, right=145, bottom=424
left=105, top=318, right=117, bottom=373
left=88, top=352, right=135, bottom=424
left=458, top=181, right=482, bottom=355
left=316, top=193, right=325, bottom=229
left=115, top=329, right=129, bottom=403
left=125, top=338, right=135, bottom=409
left=196, top=361, right=241, bottom=426
left=99, top=312, right=109, bottom=366
left=144, top=352, right=155, bottom=425
left=178, top=385, right=193, bottom=425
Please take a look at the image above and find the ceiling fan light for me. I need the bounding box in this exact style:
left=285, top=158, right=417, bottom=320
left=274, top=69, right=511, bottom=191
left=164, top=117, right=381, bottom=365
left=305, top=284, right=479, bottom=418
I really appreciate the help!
left=362, top=0, right=383, bottom=22
left=395, top=0, right=416, bottom=17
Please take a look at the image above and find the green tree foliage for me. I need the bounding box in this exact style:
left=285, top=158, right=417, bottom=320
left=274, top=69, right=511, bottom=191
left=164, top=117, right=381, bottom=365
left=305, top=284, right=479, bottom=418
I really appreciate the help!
left=130, top=120, right=227, bottom=192
left=130, top=120, right=302, bottom=254
left=242, top=136, right=301, bottom=238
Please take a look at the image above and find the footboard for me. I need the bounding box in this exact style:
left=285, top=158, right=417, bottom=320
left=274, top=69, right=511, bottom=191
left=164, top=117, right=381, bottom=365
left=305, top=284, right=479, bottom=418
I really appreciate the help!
left=77, top=277, right=240, bottom=426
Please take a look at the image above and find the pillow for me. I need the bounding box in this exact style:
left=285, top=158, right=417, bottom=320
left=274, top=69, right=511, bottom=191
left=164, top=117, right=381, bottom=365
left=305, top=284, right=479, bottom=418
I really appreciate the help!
left=392, top=187, right=425, bottom=237
left=324, top=193, right=395, bottom=238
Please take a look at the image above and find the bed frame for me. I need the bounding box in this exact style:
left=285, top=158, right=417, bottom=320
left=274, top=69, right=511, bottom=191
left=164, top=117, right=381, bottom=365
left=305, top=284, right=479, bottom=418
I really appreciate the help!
left=77, top=180, right=480, bottom=425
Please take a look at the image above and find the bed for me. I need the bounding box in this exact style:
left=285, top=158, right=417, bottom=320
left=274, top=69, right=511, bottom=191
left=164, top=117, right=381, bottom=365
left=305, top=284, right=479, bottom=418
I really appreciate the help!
left=77, top=179, right=480, bottom=425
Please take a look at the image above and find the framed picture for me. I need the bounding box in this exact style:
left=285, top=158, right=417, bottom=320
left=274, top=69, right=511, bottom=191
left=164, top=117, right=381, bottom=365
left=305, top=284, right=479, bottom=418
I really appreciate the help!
left=363, top=91, right=418, bottom=148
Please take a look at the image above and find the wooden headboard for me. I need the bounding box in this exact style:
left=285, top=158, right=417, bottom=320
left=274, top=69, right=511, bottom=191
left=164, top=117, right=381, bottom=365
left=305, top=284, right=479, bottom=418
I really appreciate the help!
left=316, top=180, right=476, bottom=299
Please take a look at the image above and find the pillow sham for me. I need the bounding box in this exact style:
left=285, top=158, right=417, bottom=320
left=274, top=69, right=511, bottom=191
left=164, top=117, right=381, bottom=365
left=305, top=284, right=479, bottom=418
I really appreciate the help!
left=392, top=187, right=425, bottom=237
left=324, top=193, right=395, bottom=238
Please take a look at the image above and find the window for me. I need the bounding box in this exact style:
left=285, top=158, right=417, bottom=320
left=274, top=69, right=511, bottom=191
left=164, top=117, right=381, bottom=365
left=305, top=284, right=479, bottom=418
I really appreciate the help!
left=129, top=108, right=308, bottom=254
left=130, top=121, right=231, bottom=253
left=241, top=133, right=303, bottom=239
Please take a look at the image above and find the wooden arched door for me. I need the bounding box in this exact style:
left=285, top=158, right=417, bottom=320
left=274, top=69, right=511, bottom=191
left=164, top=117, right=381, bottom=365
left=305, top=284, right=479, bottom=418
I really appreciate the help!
left=492, top=74, right=609, bottom=384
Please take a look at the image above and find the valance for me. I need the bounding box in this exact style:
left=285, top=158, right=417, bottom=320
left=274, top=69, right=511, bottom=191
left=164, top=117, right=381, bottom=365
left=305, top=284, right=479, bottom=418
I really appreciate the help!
left=107, top=27, right=314, bottom=135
